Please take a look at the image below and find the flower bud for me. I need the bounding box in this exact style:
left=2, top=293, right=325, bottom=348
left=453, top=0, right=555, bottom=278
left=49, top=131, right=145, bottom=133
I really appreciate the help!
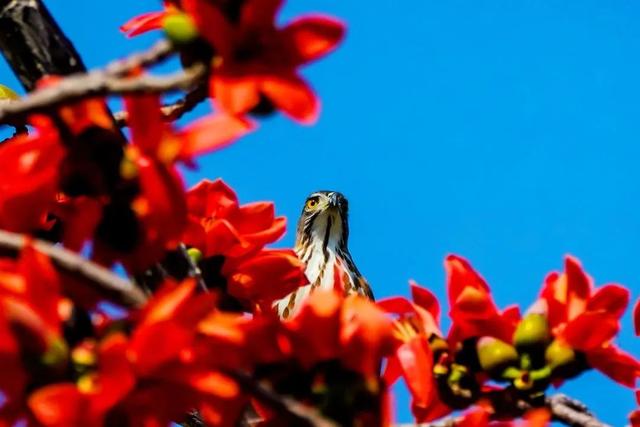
left=514, top=313, right=550, bottom=350
left=163, top=13, right=199, bottom=45
left=477, top=337, right=518, bottom=375
left=187, top=247, right=203, bottom=264
left=41, top=338, right=69, bottom=367
left=545, top=339, right=575, bottom=370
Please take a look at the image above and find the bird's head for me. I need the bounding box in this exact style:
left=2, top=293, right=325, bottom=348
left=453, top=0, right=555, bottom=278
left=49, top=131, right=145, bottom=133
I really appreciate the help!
left=296, top=191, right=349, bottom=250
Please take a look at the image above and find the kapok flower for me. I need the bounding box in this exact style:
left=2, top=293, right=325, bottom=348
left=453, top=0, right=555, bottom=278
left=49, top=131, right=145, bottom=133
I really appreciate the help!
left=183, top=0, right=345, bottom=123
left=222, top=248, right=307, bottom=309
left=377, top=282, right=451, bottom=423
left=537, top=256, right=640, bottom=388
left=184, top=179, right=286, bottom=258
left=0, top=115, right=64, bottom=234
left=122, top=0, right=346, bottom=123
left=445, top=255, right=521, bottom=346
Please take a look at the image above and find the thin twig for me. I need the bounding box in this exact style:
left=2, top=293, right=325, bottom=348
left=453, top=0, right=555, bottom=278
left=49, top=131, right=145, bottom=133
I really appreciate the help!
left=0, top=229, right=146, bottom=307
left=114, top=83, right=208, bottom=127
left=178, top=243, right=208, bottom=292
left=225, top=370, right=339, bottom=427
left=395, top=394, right=610, bottom=427
left=547, top=394, right=610, bottom=427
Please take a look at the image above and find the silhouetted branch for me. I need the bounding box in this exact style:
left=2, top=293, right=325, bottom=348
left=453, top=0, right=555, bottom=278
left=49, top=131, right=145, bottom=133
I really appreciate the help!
left=0, top=0, right=87, bottom=91
left=0, top=61, right=206, bottom=123
left=395, top=394, right=609, bottom=427
left=226, top=370, right=339, bottom=427
left=0, top=229, right=146, bottom=307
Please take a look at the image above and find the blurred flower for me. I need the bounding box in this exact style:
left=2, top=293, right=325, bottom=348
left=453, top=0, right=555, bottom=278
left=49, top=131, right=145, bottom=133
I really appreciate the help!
left=184, top=179, right=285, bottom=259
left=445, top=255, right=521, bottom=346
left=536, top=256, right=640, bottom=387
left=377, top=282, right=451, bottom=422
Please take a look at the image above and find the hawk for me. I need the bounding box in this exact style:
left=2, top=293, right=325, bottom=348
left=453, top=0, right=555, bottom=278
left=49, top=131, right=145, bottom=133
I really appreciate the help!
left=275, top=191, right=373, bottom=319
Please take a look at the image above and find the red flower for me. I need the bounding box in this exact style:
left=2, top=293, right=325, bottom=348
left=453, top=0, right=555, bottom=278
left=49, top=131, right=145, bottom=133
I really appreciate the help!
left=0, top=115, right=64, bottom=233
left=28, top=280, right=247, bottom=427
left=538, top=256, right=640, bottom=388
left=378, top=282, right=451, bottom=423
left=120, top=2, right=176, bottom=37
left=223, top=248, right=307, bottom=308
left=445, top=255, right=520, bottom=345
left=184, top=179, right=286, bottom=258
left=285, top=290, right=397, bottom=380
left=182, top=0, right=345, bottom=123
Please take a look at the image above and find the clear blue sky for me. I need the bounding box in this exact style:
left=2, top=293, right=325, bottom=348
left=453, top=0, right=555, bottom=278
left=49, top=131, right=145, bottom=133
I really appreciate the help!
left=1, top=1, right=639, bottom=424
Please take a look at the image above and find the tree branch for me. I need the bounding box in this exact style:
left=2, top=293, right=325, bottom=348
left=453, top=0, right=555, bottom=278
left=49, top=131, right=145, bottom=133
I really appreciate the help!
left=0, top=0, right=87, bottom=91
left=0, top=61, right=206, bottom=124
left=395, top=394, right=610, bottom=427
left=0, top=229, right=146, bottom=307
left=225, top=370, right=339, bottom=427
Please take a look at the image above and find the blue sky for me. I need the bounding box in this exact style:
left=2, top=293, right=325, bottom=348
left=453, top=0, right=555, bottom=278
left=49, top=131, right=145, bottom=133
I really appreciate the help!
left=1, top=0, right=639, bottom=424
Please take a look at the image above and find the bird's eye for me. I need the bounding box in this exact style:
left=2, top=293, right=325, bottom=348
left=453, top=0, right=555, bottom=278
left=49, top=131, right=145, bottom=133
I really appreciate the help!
left=305, top=198, right=319, bottom=210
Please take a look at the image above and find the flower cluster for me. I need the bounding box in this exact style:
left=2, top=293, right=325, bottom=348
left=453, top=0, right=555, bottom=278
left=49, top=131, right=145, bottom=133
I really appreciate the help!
left=122, top=0, right=345, bottom=124
left=0, top=0, right=638, bottom=425
left=379, top=255, right=640, bottom=425
left=0, top=243, right=396, bottom=426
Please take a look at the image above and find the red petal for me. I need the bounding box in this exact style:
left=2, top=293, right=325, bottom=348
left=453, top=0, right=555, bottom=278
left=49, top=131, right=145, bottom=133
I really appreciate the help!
left=562, top=312, right=620, bottom=351
left=444, top=255, right=491, bottom=306
left=564, top=255, right=592, bottom=320
left=396, top=337, right=434, bottom=406
left=182, top=0, right=235, bottom=56
left=260, top=75, right=319, bottom=124
left=287, top=290, right=342, bottom=367
left=410, top=281, right=440, bottom=325
left=282, top=16, right=346, bottom=64
left=225, top=249, right=307, bottom=304
left=139, top=280, right=197, bottom=327
left=377, top=297, right=416, bottom=316
left=94, top=333, right=136, bottom=413
left=587, top=346, right=640, bottom=388
left=28, top=384, right=88, bottom=426
left=186, top=179, right=239, bottom=219
left=125, top=94, right=164, bottom=157
left=180, top=113, right=255, bottom=158
left=212, top=75, right=261, bottom=116
left=120, top=11, right=166, bottom=37
left=240, top=0, right=283, bottom=31
left=457, top=407, right=490, bottom=427
left=587, top=284, right=629, bottom=319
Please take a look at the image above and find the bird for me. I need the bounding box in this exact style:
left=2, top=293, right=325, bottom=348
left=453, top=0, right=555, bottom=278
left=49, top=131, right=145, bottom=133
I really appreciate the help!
left=274, top=191, right=373, bottom=319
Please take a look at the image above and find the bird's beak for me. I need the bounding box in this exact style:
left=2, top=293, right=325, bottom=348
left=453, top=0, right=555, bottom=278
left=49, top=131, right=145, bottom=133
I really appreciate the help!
left=328, top=192, right=339, bottom=208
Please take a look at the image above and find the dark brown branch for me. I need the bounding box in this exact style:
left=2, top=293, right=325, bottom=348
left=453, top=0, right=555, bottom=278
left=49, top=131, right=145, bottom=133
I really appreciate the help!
left=0, top=62, right=206, bottom=124
left=226, top=370, right=339, bottom=427
left=0, top=229, right=147, bottom=307
left=396, top=394, right=610, bottom=427
left=0, top=0, right=87, bottom=91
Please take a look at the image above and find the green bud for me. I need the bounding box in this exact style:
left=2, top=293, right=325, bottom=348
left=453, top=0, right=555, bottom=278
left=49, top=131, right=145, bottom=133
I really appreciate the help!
left=477, top=337, right=518, bottom=374
left=187, top=247, right=203, bottom=264
left=514, top=313, right=550, bottom=349
left=41, top=339, right=69, bottom=367
left=545, top=339, right=575, bottom=370
left=163, top=13, right=199, bottom=45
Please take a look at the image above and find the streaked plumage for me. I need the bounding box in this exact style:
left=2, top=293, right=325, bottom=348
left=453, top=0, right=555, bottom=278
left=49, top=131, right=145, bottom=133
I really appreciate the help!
left=275, top=191, right=373, bottom=319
